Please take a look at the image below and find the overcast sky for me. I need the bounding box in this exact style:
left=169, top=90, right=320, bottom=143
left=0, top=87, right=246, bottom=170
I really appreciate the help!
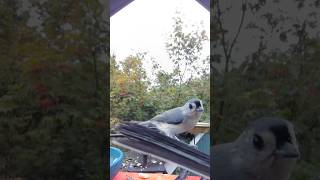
left=110, top=0, right=210, bottom=81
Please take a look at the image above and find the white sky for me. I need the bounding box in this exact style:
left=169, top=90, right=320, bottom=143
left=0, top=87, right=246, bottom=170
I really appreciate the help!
left=110, top=0, right=210, bottom=80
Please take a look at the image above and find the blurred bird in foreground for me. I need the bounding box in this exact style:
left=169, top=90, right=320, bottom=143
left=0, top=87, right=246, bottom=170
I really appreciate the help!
left=213, top=117, right=299, bottom=180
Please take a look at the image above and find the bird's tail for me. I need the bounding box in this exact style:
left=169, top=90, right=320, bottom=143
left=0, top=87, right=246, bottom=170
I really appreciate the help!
left=111, top=123, right=210, bottom=179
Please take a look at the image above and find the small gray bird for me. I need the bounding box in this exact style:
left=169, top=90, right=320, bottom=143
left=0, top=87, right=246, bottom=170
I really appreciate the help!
left=140, top=98, right=204, bottom=179
left=112, top=98, right=204, bottom=179
left=213, top=117, right=300, bottom=180
left=140, top=98, right=204, bottom=139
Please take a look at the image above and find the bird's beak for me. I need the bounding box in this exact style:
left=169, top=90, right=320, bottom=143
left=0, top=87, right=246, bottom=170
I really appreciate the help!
left=196, top=107, right=204, bottom=112
left=275, top=142, right=300, bottom=158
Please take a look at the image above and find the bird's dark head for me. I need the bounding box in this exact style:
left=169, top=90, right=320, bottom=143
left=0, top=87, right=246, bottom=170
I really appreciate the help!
left=246, top=117, right=300, bottom=160
left=185, top=98, right=204, bottom=113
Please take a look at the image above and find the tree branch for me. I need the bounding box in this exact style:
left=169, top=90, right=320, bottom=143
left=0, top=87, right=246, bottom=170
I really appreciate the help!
left=216, top=0, right=229, bottom=73
left=227, top=0, right=247, bottom=68
left=216, top=0, right=247, bottom=73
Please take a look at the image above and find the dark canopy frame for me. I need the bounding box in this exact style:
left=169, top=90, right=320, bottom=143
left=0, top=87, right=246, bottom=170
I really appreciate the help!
left=110, top=0, right=210, bottom=17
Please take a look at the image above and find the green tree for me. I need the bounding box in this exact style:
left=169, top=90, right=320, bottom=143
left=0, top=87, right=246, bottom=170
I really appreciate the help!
left=110, top=15, right=210, bottom=124
left=110, top=54, right=154, bottom=122
left=150, top=14, right=210, bottom=119
left=0, top=0, right=107, bottom=179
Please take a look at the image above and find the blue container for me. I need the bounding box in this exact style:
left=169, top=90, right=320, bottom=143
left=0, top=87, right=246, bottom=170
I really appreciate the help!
left=110, top=147, right=124, bottom=179
left=196, top=133, right=210, bottom=155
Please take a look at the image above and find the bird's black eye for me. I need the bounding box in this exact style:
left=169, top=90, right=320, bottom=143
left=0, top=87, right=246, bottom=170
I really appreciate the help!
left=195, top=101, right=201, bottom=107
left=253, top=134, right=264, bottom=150
left=189, top=104, right=193, bottom=109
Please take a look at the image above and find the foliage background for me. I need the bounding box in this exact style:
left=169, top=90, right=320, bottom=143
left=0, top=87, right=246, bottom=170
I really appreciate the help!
left=211, top=0, right=320, bottom=179
left=110, top=15, right=210, bottom=126
left=0, top=0, right=107, bottom=179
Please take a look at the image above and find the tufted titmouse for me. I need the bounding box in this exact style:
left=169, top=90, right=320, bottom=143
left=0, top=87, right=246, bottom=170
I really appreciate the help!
left=140, top=98, right=204, bottom=140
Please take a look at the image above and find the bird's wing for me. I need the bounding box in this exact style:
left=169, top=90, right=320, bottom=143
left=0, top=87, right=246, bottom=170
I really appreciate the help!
left=112, top=123, right=210, bottom=178
left=139, top=121, right=163, bottom=133
left=151, top=107, right=185, bottom=125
